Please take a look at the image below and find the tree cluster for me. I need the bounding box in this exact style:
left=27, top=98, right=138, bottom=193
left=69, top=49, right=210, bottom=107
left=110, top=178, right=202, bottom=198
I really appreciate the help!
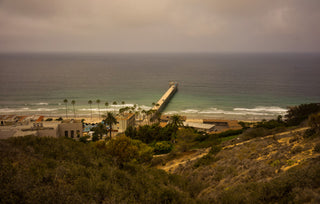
left=285, top=103, right=320, bottom=126
left=125, top=124, right=176, bottom=144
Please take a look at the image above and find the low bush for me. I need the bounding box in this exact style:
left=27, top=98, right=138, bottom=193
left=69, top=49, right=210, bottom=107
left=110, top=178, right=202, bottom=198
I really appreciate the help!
left=55, top=117, right=63, bottom=121
left=242, top=127, right=271, bottom=140
left=285, top=103, right=320, bottom=126
left=154, top=141, right=173, bottom=155
left=290, top=146, right=303, bottom=155
left=314, top=143, right=320, bottom=153
left=215, top=129, right=243, bottom=138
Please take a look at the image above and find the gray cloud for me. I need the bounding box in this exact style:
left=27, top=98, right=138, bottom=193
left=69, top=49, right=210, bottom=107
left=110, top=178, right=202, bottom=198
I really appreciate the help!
left=0, top=0, right=319, bottom=53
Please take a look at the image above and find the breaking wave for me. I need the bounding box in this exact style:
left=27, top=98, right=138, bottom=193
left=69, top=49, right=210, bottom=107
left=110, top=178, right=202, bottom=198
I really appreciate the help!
left=0, top=107, right=58, bottom=113
left=165, top=106, right=287, bottom=118
left=28, top=102, right=49, bottom=106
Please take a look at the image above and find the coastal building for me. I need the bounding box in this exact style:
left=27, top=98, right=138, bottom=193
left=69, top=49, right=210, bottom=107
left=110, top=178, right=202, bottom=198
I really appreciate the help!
left=160, top=115, right=187, bottom=122
left=0, top=115, right=17, bottom=126
left=183, top=122, right=216, bottom=133
left=115, top=113, right=135, bottom=133
left=159, top=114, right=187, bottom=127
left=203, top=119, right=242, bottom=132
left=58, top=119, right=83, bottom=139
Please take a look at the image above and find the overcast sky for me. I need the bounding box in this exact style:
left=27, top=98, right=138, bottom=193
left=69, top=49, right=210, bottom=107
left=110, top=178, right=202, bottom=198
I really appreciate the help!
left=0, top=0, right=319, bottom=53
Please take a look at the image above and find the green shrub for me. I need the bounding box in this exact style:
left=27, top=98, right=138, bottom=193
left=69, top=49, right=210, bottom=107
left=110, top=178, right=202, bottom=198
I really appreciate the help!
left=193, top=154, right=219, bottom=168
left=55, top=117, right=63, bottom=121
left=243, top=127, right=271, bottom=140
left=290, top=146, right=303, bottom=155
left=285, top=103, right=320, bottom=126
left=256, top=119, right=285, bottom=129
left=154, top=141, right=173, bottom=155
left=216, top=129, right=243, bottom=138
left=304, top=128, right=316, bottom=138
left=270, top=160, right=281, bottom=168
left=209, top=144, right=222, bottom=155
left=79, top=136, right=90, bottom=143
left=314, top=143, right=320, bottom=153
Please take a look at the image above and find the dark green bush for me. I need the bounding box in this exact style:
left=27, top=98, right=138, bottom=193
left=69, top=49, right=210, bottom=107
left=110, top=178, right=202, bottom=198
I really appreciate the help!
left=216, top=129, right=243, bottom=138
left=55, top=117, right=63, bottom=121
left=243, top=127, right=271, bottom=139
left=285, top=103, right=320, bottom=126
left=314, top=143, right=320, bottom=153
left=154, top=141, right=173, bottom=155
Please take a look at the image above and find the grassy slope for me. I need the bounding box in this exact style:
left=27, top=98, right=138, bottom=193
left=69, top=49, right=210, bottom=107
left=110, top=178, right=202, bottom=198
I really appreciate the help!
left=173, top=128, right=320, bottom=203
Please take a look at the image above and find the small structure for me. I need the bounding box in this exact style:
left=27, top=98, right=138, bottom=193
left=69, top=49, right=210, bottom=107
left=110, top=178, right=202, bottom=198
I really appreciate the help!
left=116, top=113, right=135, bottom=133
left=203, top=119, right=242, bottom=132
left=0, top=115, right=17, bottom=126
left=160, top=115, right=187, bottom=122
left=58, top=119, right=83, bottom=139
left=183, top=122, right=215, bottom=133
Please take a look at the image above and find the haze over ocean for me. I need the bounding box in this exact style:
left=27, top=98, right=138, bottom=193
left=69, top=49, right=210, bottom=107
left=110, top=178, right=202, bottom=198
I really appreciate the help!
left=0, top=53, right=319, bottom=120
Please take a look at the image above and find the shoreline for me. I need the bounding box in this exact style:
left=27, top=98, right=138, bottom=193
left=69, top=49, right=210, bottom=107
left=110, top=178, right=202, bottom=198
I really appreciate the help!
left=0, top=113, right=265, bottom=124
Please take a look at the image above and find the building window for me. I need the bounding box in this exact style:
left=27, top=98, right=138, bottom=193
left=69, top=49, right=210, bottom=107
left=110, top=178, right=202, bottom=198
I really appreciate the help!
left=64, top=131, right=68, bottom=137
left=71, top=130, right=74, bottom=138
left=76, top=130, right=80, bottom=138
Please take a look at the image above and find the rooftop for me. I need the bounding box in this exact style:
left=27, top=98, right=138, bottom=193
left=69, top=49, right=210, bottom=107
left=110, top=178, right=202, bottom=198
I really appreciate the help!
left=183, top=122, right=215, bottom=130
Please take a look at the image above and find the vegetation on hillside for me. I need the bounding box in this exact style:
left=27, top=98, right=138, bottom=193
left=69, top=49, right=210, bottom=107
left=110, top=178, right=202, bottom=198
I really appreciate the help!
left=1, top=103, right=320, bottom=203
left=0, top=136, right=197, bottom=203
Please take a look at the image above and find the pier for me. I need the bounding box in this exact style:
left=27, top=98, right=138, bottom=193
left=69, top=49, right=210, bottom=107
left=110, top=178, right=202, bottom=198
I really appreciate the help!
left=152, top=82, right=178, bottom=114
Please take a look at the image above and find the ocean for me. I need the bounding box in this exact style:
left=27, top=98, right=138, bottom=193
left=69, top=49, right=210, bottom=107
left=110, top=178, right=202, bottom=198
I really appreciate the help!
left=0, top=53, right=319, bottom=120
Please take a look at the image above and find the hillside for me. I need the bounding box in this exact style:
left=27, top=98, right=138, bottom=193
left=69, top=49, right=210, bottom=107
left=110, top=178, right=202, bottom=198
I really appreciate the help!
left=167, top=127, right=320, bottom=203
left=1, top=103, right=320, bottom=203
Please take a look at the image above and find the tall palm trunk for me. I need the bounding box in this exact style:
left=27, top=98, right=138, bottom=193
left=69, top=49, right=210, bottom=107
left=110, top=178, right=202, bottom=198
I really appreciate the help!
left=71, top=100, right=76, bottom=118
left=63, top=99, right=68, bottom=119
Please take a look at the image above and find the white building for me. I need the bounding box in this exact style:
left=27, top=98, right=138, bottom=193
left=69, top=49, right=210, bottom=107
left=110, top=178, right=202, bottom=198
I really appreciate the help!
left=115, top=113, right=135, bottom=133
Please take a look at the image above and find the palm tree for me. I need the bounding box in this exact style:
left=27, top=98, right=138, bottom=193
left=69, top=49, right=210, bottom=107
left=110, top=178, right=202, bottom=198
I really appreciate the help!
left=113, top=101, right=117, bottom=105
left=88, top=100, right=93, bottom=120
left=96, top=99, right=101, bottom=120
left=105, top=102, right=109, bottom=113
left=71, top=100, right=76, bottom=118
left=63, top=99, right=68, bottom=119
left=104, top=112, right=117, bottom=139
left=121, top=101, right=125, bottom=105
left=169, top=114, right=184, bottom=143
left=169, top=114, right=184, bottom=129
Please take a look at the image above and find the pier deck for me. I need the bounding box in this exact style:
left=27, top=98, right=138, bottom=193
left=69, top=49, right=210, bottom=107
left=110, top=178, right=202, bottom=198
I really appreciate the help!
left=152, top=82, right=178, bottom=113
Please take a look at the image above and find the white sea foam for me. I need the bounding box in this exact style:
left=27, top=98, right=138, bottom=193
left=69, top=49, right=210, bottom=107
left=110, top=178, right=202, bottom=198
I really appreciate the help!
left=181, top=109, right=199, bottom=114
left=164, top=106, right=285, bottom=118
left=139, top=105, right=152, bottom=110
left=234, top=106, right=287, bottom=113
left=30, top=102, right=49, bottom=106
left=110, top=104, right=134, bottom=108
left=35, top=108, right=58, bottom=112
left=0, top=107, right=58, bottom=113
left=165, top=111, right=179, bottom=115
left=0, top=108, right=30, bottom=113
